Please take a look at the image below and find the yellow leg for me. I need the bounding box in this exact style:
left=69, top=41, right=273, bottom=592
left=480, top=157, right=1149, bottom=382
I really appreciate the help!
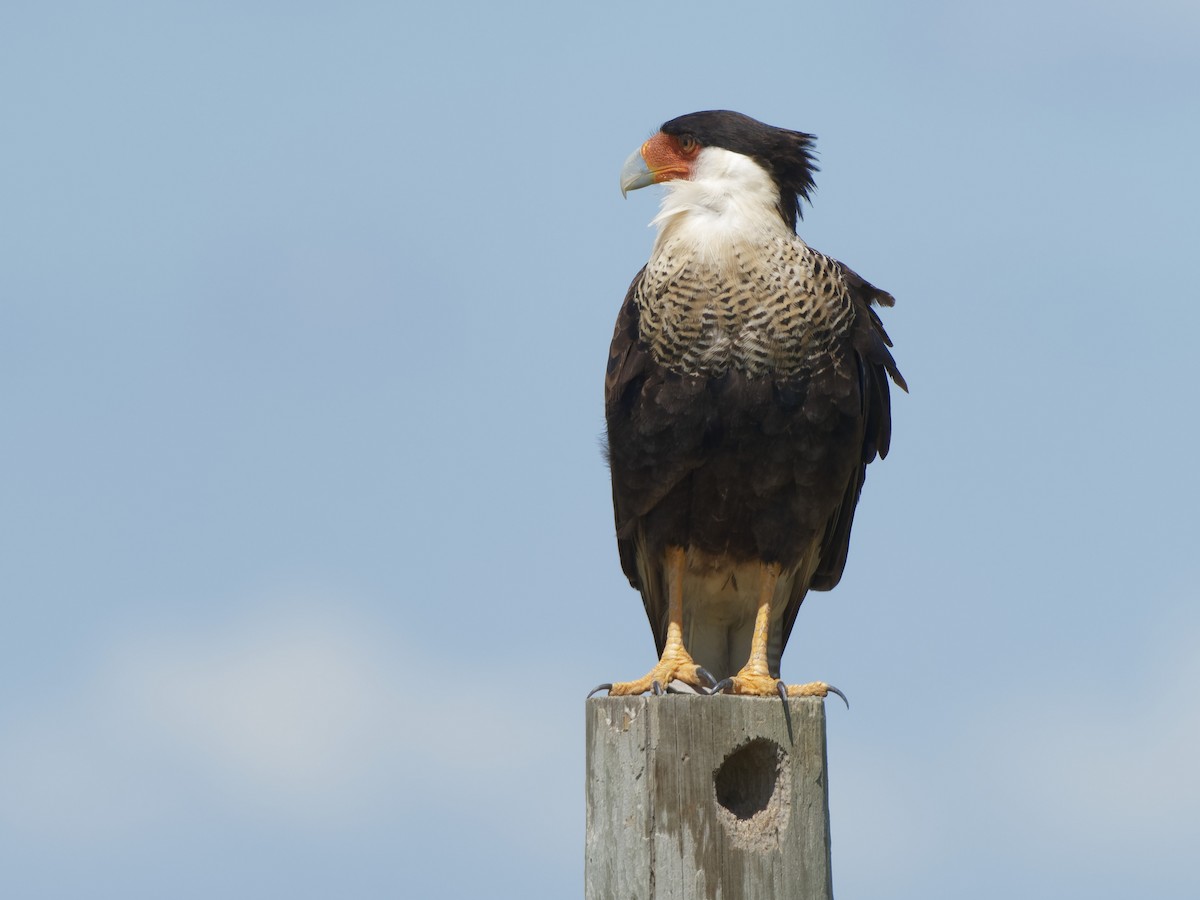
left=589, top=546, right=713, bottom=697
left=720, top=562, right=841, bottom=702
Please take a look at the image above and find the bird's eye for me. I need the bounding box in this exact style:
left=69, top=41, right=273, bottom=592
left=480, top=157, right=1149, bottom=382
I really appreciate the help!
left=678, top=135, right=698, bottom=154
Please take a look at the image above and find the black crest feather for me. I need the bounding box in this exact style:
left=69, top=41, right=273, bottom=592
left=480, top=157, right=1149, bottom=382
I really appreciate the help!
left=660, top=110, right=818, bottom=231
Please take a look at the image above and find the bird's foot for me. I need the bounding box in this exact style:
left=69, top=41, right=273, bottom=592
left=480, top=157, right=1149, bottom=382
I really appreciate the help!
left=713, top=667, right=848, bottom=708
left=587, top=647, right=716, bottom=698
left=783, top=680, right=848, bottom=708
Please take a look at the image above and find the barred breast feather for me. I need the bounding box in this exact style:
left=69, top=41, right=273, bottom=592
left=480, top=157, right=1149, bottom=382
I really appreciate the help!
left=635, top=232, right=855, bottom=379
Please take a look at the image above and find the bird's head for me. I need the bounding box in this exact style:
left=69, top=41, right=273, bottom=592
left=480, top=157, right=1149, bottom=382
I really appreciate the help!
left=620, top=110, right=818, bottom=232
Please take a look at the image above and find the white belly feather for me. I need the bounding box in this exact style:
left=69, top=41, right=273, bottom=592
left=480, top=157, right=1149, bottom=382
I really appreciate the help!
left=680, top=549, right=820, bottom=680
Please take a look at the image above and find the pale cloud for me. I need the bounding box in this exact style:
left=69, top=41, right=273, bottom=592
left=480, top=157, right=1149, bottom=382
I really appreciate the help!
left=111, top=609, right=395, bottom=813
left=831, top=599, right=1200, bottom=898
left=8, top=586, right=1192, bottom=895
left=981, top=609, right=1200, bottom=861
left=0, top=594, right=566, bottom=843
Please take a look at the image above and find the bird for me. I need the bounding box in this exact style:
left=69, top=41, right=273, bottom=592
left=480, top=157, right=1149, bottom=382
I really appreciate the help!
left=593, top=110, right=905, bottom=701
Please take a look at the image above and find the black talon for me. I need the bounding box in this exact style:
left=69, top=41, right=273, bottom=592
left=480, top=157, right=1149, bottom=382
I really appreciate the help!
left=826, top=684, right=850, bottom=709
left=696, top=667, right=717, bottom=689
left=776, top=680, right=796, bottom=744
left=712, top=678, right=734, bottom=695
left=586, top=683, right=613, bottom=699
left=651, top=679, right=664, bottom=696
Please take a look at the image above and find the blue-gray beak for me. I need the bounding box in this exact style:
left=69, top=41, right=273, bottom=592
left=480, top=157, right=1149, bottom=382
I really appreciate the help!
left=620, top=145, right=656, bottom=197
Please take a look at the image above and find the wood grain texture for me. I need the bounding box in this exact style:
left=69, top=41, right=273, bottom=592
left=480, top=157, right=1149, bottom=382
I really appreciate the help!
left=585, top=695, right=832, bottom=900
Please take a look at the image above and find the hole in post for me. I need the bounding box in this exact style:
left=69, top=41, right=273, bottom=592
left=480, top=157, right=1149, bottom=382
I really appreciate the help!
left=714, top=738, right=783, bottom=819
left=712, top=737, right=791, bottom=850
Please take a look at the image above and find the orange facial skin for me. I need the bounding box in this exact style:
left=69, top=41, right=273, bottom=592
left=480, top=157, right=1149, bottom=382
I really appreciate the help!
left=640, top=132, right=700, bottom=183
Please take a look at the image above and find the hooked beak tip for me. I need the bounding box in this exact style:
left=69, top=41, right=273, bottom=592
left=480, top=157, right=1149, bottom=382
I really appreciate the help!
left=619, top=145, right=656, bottom=197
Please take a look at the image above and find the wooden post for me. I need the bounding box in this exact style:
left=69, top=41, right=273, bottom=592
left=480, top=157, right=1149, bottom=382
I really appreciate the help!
left=585, top=694, right=833, bottom=900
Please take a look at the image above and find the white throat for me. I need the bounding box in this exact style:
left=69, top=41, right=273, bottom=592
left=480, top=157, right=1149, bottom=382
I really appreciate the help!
left=650, top=147, right=790, bottom=263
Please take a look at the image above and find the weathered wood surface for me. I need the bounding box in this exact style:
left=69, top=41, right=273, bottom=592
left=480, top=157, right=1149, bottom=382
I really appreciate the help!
left=585, top=694, right=832, bottom=900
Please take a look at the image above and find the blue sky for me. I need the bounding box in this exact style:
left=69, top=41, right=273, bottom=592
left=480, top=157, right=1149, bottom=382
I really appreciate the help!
left=2, top=2, right=1198, bottom=898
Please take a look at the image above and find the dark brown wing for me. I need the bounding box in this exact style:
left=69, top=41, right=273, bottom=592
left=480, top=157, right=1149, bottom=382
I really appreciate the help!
left=604, top=270, right=650, bottom=591
left=604, top=268, right=710, bottom=654
left=778, top=263, right=906, bottom=654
